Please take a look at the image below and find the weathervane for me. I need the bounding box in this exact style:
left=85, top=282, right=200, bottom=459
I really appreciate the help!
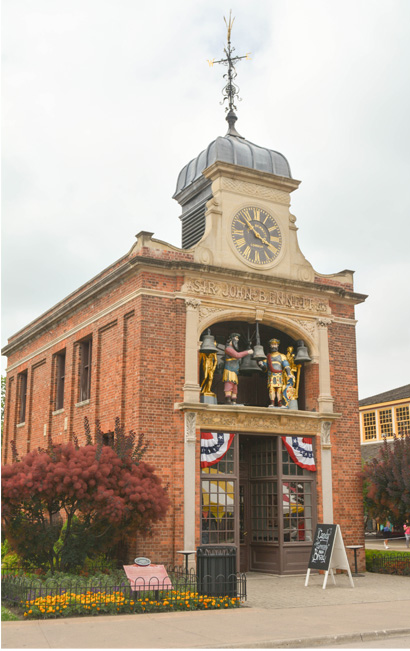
left=207, top=11, right=251, bottom=137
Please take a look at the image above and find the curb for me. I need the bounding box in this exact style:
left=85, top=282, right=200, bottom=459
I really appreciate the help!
left=215, top=627, right=410, bottom=648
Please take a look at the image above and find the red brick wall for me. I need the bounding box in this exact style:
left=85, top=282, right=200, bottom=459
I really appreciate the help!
left=328, top=315, right=365, bottom=569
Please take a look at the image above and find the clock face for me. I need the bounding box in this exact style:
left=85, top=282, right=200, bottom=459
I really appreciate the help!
left=231, top=206, right=282, bottom=266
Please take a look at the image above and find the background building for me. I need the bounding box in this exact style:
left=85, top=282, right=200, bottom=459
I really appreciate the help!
left=360, top=384, right=410, bottom=463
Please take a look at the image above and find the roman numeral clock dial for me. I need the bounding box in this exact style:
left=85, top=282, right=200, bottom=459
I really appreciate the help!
left=231, top=206, right=282, bottom=267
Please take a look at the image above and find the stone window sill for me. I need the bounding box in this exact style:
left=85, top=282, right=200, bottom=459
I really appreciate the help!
left=75, top=399, right=90, bottom=408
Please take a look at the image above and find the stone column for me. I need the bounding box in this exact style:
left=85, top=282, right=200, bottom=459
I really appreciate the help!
left=184, top=411, right=197, bottom=568
left=317, top=318, right=334, bottom=413
left=183, top=299, right=201, bottom=568
left=183, top=298, right=201, bottom=403
left=320, top=420, right=333, bottom=523
left=316, top=318, right=334, bottom=523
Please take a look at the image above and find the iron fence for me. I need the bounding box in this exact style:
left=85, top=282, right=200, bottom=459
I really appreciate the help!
left=1, top=564, right=246, bottom=614
left=366, top=553, right=410, bottom=576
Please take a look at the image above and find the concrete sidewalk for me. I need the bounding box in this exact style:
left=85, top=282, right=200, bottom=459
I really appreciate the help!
left=2, top=572, right=410, bottom=648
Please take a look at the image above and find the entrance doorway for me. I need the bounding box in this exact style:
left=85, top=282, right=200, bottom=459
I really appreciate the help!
left=200, top=432, right=317, bottom=574
left=239, top=435, right=317, bottom=574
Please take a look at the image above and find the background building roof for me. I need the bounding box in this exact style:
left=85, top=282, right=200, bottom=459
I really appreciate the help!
left=359, top=384, right=410, bottom=407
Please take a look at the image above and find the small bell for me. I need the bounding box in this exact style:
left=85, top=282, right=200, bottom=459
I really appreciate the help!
left=200, top=329, right=218, bottom=354
left=294, top=340, right=311, bottom=364
left=252, top=322, right=267, bottom=362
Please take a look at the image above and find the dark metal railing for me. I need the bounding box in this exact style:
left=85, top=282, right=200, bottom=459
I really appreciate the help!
left=1, top=564, right=246, bottom=613
left=366, top=553, right=410, bottom=576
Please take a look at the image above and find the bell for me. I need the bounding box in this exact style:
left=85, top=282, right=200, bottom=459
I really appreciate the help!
left=200, top=329, right=218, bottom=354
left=252, top=322, right=267, bottom=362
left=240, top=352, right=263, bottom=375
left=294, top=340, right=311, bottom=364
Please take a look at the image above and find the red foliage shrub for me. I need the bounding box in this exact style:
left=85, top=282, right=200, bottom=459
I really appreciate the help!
left=2, top=421, right=169, bottom=570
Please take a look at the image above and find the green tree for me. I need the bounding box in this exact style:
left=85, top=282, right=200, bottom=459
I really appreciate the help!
left=361, top=434, right=410, bottom=525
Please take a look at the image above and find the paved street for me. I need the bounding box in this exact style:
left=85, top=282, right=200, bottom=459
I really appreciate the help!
left=365, top=536, right=410, bottom=552
left=329, top=635, right=410, bottom=648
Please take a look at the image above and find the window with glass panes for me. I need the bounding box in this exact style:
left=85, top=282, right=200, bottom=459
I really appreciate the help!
left=379, top=409, right=393, bottom=438
left=281, top=445, right=314, bottom=543
left=396, top=405, right=409, bottom=435
left=363, top=411, right=377, bottom=440
left=201, top=435, right=236, bottom=545
left=250, top=437, right=278, bottom=542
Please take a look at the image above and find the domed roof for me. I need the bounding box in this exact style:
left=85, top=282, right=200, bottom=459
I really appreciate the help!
left=174, top=132, right=292, bottom=196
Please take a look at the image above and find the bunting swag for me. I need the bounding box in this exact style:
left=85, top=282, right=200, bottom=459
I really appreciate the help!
left=282, top=436, right=316, bottom=471
left=200, top=432, right=235, bottom=468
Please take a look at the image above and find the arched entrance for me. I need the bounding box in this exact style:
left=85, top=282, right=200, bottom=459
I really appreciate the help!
left=198, top=319, right=318, bottom=574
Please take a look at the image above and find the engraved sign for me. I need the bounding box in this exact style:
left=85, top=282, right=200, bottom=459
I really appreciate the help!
left=183, top=278, right=327, bottom=313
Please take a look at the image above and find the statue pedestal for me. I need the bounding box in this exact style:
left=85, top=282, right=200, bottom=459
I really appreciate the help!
left=288, top=399, right=299, bottom=410
left=200, top=394, right=217, bottom=405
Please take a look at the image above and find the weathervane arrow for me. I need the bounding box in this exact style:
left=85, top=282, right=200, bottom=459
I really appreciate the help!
left=207, top=10, right=251, bottom=138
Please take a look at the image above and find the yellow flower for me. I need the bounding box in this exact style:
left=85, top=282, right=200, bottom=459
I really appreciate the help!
left=24, top=613, right=28, bottom=617
left=28, top=610, right=32, bottom=614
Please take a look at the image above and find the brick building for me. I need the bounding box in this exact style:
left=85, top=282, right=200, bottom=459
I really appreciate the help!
left=2, top=105, right=367, bottom=574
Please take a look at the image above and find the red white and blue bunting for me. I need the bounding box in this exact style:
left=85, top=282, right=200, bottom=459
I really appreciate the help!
left=200, top=432, right=235, bottom=468
left=282, top=436, right=316, bottom=472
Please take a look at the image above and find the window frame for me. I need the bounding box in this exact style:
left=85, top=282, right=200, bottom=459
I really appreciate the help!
left=17, top=371, right=28, bottom=424
left=55, top=350, right=66, bottom=411
left=78, top=338, right=92, bottom=402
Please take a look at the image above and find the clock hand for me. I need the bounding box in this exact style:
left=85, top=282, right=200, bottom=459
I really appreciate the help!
left=244, top=218, right=262, bottom=240
left=243, top=217, right=279, bottom=252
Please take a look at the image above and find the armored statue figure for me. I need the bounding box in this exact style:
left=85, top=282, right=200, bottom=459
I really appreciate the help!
left=222, top=333, right=253, bottom=404
left=199, top=351, right=218, bottom=396
left=258, top=338, right=295, bottom=408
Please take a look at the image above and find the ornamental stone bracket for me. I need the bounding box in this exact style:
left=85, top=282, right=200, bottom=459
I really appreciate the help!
left=175, top=403, right=340, bottom=436
left=320, top=420, right=333, bottom=449
left=184, top=412, right=197, bottom=443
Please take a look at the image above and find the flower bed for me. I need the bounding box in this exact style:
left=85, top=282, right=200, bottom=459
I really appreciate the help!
left=2, top=565, right=245, bottom=619
left=22, top=589, right=240, bottom=619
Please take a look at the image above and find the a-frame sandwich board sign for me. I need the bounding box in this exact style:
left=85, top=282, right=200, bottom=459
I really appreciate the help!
left=305, top=524, right=354, bottom=589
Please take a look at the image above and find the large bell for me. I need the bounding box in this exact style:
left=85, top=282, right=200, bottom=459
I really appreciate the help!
left=294, top=339, right=311, bottom=364
left=252, top=322, right=267, bottom=362
left=240, top=351, right=263, bottom=375
left=200, top=329, right=218, bottom=354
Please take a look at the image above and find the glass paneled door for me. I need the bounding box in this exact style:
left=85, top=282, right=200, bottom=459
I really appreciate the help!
left=238, top=434, right=317, bottom=574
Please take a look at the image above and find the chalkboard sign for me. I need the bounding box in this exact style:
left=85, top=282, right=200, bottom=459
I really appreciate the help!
left=308, top=524, right=337, bottom=570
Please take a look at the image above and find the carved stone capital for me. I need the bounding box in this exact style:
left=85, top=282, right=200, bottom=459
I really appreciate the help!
left=320, top=420, right=332, bottom=447
left=185, top=298, right=201, bottom=310
left=317, top=317, right=332, bottom=329
left=184, top=412, right=197, bottom=443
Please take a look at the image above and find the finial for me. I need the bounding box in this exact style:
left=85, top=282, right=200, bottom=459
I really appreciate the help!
left=208, top=11, right=251, bottom=138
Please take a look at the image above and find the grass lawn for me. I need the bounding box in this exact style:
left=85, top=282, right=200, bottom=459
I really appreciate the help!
left=2, top=604, right=20, bottom=621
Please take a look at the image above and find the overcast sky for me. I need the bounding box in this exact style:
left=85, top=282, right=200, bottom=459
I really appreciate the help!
left=2, top=0, right=410, bottom=399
